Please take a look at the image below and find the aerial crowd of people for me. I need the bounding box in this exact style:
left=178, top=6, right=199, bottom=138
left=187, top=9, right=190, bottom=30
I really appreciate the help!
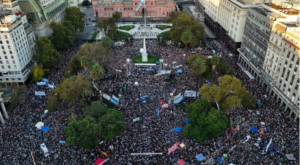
left=0, top=38, right=298, bottom=165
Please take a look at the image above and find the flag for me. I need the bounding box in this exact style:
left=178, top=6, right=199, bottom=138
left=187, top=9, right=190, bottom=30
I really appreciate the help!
left=156, top=108, right=159, bottom=116
left=265, top=138, right=272, bottom=152
left=123, top=84, right=126, bottom=92
left=101, top=150, right=109, bottom=158
left=95, top=158, right=109, bottom=165
left=136, top=0, right=145, bottom=11
left=167, top=141, right=178, bottom=155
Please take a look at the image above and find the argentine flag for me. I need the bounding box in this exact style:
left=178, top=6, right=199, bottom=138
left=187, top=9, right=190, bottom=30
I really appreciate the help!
left=136, top=0, right=145, bottom=11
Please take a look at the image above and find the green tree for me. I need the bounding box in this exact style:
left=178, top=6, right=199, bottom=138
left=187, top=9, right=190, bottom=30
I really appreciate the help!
left=169, top=12, right=204, bottom=47
left=90, top=63, right=105, bottom=81
left=80, top=56, right=89, bottom=72
left=81, top=0, right=91, bottom=6
left=65, top=7, right=85, bottom=33
left=55, top=74, right=93, bottom=105
left=241, top=91, right=256, bottom=108
left=190, top=57, right=206, bottom=95
left=219, top=58, right=235, bottom=76
left=31, top=65, right=44, bottom=82
left=112, top=11, right=121, bottom=22
left=33, top=37, right=61, bottom=68
left=183, top=99, right=228, bottom=142
left=65, top=101, right=125, bottom=149
left=199, top=75, right=253, bottom=111
left=96, top=19, right=108, bottom=34
left=101, top=36, right=113, bottom=49
left=77, top=43, right=112, bottom=68
left=11, top=85, right=28, bottom=106
left=64, top=56, right=81, bottom=78
left=211, top=55, right=220, bottom=71
left=50, top=22, right=72, bottom=49
left=46, top=89, right=61, bottom=111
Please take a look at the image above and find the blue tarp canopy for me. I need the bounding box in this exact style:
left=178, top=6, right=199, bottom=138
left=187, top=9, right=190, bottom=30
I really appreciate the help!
left=137, top=95, right=148, bottom=102
left=195, top=154, right=205, bottom=161
left=249, top=127, right=259, bottom=133
left=174, top=95, right=184, bottom=104
left=41, top=78, right=48, bottom=82
left=174, top=127, right=183, bottom=133
left=41, top=126, right=50, bottom=132
left=177, top=68, right=183, bottom=73
left=217, top=157, right=223, bottom=162
left=184, top=119, right=190, bottom=124
left=110, top=98, right=119, bottom=105
left=59, top=141, right=66, bottom=144
left=205, top=79, right=211, bottom=86
left=257, top=101, right=262, bottom=106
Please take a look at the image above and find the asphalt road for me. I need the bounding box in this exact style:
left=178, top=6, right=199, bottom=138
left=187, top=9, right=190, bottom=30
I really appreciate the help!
left=77, top=6, right=97, bottom=40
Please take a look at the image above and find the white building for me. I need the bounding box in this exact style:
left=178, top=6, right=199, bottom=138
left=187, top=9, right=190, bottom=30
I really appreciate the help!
left=0, top=8, right=36, bottom=86
left=238, top=2, right=300, bottom=120
left=203, top=0, right=270, bottom=53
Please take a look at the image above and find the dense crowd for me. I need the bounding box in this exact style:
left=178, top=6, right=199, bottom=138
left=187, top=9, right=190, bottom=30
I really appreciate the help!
left=0, top=38, right=298, bottom=165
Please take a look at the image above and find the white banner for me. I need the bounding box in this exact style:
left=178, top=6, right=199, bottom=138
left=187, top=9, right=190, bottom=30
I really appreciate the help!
left=184, top=90, right=198, bottom=98
left=133, top=117, right=140, bottom=122
left=37, top=82, right=46, bottom=86
left=102, top=93, right=111, bottom=101
left=35, top=91, right=46, bottom=96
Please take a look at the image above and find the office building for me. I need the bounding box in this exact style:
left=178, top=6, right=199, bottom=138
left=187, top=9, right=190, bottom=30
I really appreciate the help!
left=18, top=0, right=69, bottom=38
left=0, top=2, right=36, bottom=86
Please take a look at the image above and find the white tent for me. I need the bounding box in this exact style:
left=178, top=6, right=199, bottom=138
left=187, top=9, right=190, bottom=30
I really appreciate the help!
left=35, top=91, right=46, bottom=96
left=35, top=121, right=44, bottom=129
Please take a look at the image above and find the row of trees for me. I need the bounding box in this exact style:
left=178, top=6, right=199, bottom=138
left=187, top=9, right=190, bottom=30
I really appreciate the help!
left=46, top=36, right=113, bottom=110
left=30, top=7, right=85, bottom=82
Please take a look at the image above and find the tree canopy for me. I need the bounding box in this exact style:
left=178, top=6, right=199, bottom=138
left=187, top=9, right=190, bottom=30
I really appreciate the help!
left=10, top=85, right=28, bottom=107
left=31, top=65, right=44, bottom=82
left=50, top=22, right=74, bottom=49
left=65, top=7, right=85, bottom=33
left=183, top=99, right=228, bottom=142
left=199, top=75, right=255, bottom=111
left=65, top=101, right=125, bottom=149
left=33, top=37, right=61, bottom=68
left=53, top=74, right=93, bottom=105
left=168, top=11, right=204, bottom=47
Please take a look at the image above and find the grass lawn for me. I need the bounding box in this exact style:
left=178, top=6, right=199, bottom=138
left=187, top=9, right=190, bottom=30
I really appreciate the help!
left=108, top=30, right=133, bottom=40
left=91, top=31, right=99, bottom=40
left=157, top=30, right=170, bottom=39
left=119, top=25, right=135, bottom=31
left=132, top=55, right=159, bottom=63
left=156, top=25, right=171, bottom=30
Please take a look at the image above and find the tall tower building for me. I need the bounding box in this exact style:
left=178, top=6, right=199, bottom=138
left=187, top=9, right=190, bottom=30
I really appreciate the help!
left=0, top=1, right=36, bottom=86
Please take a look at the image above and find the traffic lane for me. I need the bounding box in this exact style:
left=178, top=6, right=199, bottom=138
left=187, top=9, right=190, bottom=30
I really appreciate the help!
left=77, top=25, right=96, bottom=40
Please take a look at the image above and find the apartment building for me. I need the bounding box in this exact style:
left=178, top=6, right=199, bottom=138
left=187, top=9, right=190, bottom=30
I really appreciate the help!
left=0, top=7, right=36, bottom=86
left=238, top=2, right=299, bottom=120
left=204, top=0, right=268, bottom=53
left=92, top=0, right=175, bottom=19
left=18, top=0, right=69, bottom=38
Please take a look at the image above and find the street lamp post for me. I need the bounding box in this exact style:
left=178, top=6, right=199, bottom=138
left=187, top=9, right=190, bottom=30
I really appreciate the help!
left=164, top=63, right=167, bottom=70
left=126, top=58, right=131, bottom=73
left=159, top=59, right=164, bottom=72
left=177, top=43, right=181, bottom=55
left=180, top=142, right=185, bottom=158
left=183, top=54, right=186, bottom=68
left=169, top=92, right=174, bottom=110
left=134, top=81, right=139, bottom=109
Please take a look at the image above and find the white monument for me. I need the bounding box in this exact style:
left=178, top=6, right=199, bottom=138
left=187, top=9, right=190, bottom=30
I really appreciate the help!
left=137, top=0, right=148, bottom=62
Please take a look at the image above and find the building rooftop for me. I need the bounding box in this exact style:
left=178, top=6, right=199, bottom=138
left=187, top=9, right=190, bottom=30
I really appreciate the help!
left=264, top=2, right=299, bottom=15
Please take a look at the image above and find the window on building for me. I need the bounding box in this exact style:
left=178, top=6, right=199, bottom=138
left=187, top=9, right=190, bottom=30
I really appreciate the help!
left=4, top=35, right=7, bottom=39
left=6, top=40, right=9, bottom=44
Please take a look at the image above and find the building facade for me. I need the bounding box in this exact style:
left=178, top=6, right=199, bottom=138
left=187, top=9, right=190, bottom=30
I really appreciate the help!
left=92, top=0, right=175, bottom=19
left=0, top=8, right=36, bottom=86
left=238, top=2, right=300, bottom=120
left=204, top=0, right=267, bottom=53
left=18, top=0, right=69, bottom=38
